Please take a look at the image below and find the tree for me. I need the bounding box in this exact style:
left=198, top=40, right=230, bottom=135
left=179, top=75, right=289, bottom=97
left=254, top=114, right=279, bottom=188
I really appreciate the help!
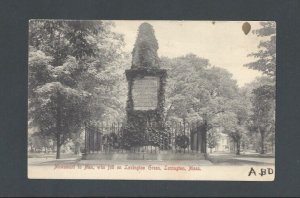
left=250, top=84, right=275, bottom=154
left=28, top=20, right=125, bottom=158
left=33, top=81, right=89, bottom=158
left=161, top=54, right=240, bottom=153
left=209, top=88, right=251, bottom=155
left=243, top=22, right=276, bottom=154
left=244, top=21, right=276, bottom=77
left=242, top=76, right=275, bottom=154
left=215, top=111, right=247, bottom=155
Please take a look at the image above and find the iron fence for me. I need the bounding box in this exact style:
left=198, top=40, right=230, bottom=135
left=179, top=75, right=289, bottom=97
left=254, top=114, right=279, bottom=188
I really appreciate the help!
left=84, top=121, right=207, bottom=154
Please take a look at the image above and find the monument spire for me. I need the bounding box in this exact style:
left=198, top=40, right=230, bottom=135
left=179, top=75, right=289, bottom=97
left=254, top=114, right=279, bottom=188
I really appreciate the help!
left=132, top=22, right=160, bottom=69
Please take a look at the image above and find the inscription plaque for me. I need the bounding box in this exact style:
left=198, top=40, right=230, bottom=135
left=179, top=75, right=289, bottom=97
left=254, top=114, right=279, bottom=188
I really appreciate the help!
left=132, top=76, right=159, bottom=110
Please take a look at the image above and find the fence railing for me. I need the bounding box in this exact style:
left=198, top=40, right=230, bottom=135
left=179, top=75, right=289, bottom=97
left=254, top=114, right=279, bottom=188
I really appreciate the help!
left=84, top=121, right=207, bottom=154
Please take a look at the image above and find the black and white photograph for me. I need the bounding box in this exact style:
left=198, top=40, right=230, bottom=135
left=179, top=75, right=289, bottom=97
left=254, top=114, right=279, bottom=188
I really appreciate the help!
left=28, top=20, right=275, bottom=180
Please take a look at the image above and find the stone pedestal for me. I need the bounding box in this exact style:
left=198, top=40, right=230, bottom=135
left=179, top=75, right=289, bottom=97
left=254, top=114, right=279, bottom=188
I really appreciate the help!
left=125, top=68, right=167, bottom=134
left=126, top=68, right=167, bottom=146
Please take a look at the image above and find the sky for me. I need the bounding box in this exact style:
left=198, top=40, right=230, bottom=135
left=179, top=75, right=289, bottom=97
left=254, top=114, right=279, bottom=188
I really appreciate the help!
left=112, top=20, right=269, bottom=87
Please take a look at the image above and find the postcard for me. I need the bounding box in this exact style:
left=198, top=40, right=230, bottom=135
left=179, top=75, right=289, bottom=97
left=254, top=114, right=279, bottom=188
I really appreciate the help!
left=28, top=20, right=275, bottom=181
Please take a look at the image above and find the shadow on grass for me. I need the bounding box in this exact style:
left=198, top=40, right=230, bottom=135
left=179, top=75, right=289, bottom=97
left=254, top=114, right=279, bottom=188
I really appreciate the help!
left=208, top=157, right=274, bottom=166
left=234, top=154, right=275, bottom=158
left=31, top=158, right=81, bottom=166
left=28, top=152, right=79, bottom=159
left=207, top=153, right=275, bottom=166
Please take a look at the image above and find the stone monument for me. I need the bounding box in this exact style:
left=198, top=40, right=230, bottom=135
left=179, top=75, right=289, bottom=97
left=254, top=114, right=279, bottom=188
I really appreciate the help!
left=124, top=23, right=168, bottom=149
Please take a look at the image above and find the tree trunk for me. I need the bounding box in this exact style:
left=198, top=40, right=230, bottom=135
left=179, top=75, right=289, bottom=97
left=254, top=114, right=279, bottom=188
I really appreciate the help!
left=56, top=135, right=61, bottom=159
left=260, top=129, right=265, bottom=154
left=236, top=139, right=240, bottom=155
left=201, top=121, right=208, bottom=154
left=204, top=128, right=207, bottom=154
left=56, top=90, right=62, bottom=159
left=210, top=148, right=212, bottom=153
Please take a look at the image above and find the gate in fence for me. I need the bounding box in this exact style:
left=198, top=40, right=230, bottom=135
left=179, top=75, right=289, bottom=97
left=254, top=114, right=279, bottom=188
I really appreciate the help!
left=84, top=121, right=207, bottom=154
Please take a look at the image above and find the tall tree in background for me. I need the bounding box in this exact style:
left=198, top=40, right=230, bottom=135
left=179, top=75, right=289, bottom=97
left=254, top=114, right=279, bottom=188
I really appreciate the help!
left=244, top=21, right=276, bottom=154
left=28, top=20, right=125, bottom=158
left=161, top=54, right=240, bottom=153
left=244, top=21, right=276, bottom=78
left=162, top=54, right=238, bottom=123
left=216, top=97, right=251, bottom=155
left=250, top=84, right=275, bottom=154
left=242, top=76, right=275, bottom=154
